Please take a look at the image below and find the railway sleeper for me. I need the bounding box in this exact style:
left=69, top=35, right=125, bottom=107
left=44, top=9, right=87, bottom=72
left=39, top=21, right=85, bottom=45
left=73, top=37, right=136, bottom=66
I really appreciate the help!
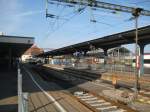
left=74, top=91, right=127, bottom=112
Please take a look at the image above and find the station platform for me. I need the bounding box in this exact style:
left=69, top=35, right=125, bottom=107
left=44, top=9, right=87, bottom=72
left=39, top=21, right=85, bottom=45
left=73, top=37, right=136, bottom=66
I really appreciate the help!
left=0, top=68, right=17, bottom=112
left=21, top=64, right=93, bottom=112
left=0, top=35, right=34, bottom=111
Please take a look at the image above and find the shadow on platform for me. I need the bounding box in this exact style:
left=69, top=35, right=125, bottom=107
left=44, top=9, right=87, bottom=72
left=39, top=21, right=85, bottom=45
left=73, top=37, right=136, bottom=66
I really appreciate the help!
left=0, top=104, right=18, bottom=112
left=0, top=66, right=18, bottom=112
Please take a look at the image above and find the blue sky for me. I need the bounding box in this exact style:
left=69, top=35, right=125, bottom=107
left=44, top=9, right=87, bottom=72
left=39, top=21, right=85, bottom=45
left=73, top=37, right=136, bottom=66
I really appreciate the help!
left=0, top=0, right=150, bottom=52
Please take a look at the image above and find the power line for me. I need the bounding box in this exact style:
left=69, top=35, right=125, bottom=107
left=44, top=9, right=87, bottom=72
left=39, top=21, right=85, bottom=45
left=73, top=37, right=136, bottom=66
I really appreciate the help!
left=50, top=0, right=150, bottom=16
left=44, top=9, right=85, bottom=39
left=49, top=6, right=66, bottom=31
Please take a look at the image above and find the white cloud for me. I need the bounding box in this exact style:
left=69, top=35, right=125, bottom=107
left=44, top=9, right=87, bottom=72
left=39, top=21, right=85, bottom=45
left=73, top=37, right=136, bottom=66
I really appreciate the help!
left=0, top=0, right=44, bottom=35
left=0, top=0, right=21, bottom=34
left=15, top=10, right=44, bottom=17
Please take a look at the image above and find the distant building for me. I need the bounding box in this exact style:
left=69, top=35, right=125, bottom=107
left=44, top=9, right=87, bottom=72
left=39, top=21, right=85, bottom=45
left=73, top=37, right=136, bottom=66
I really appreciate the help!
left=21, top=44, right=43, bottom=61
left=108, top=47, right=132, bottom=57
left=0, top=32, right=4, bottom=35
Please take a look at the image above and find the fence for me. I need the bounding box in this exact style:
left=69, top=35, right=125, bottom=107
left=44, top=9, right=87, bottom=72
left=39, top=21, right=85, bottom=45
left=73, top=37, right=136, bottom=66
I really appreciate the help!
left=18, top=64, right=28, bottom=112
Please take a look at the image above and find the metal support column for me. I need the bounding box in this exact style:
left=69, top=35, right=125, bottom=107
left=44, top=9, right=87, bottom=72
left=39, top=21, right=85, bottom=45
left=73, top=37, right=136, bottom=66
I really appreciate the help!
left=46, top=56, right=48, bottom=64
left=8, top=48, right=12, bottom=69
left=139, top=44, right=145, bottom=76
left=51, top=56, right=54, bottom=65
left=103, top=49, right=108, bottom=71
left=18, top=64, right=22, bottom=112
left=23, top=93, right=29, bottom=112
left=48, top=56, right=50, bottom=64
left=18, top=64, right=29, bottom=112
left=132, top=8, right=143, bottom=99
left=44, top=56, right=47, bottom=64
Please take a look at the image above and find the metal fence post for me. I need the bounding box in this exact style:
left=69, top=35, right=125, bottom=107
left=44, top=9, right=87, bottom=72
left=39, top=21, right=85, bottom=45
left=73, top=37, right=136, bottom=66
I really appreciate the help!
left=18, top=63, right=28, bottom=112
left=18, top=64, right=23, bottom=112
left=23, top=93, right=29, bottom=112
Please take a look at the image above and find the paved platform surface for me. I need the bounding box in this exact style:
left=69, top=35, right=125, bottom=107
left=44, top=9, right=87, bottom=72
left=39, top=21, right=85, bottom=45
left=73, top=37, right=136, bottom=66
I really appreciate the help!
left=0, top=68, right=18, bottom=112
left=22, top=65, right=92, bottom=112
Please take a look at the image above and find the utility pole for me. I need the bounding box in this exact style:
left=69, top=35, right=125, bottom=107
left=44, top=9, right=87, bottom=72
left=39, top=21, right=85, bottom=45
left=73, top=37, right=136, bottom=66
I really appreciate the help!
left=132, top=8, right=143, bottom=98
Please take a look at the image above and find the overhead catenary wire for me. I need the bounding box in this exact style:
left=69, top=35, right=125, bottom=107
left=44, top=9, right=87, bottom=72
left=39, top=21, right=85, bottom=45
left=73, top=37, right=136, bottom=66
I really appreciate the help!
left=48, top=0, right=75, bottom=7
left=46, top=0, right=150, bottom=35
left=45, top=0, right=150, bottom=44
left=48, top=0, right=128, bottom=28
left=89, top=7, right=113, bottom=27
left=89, top=7, right=98, bottom=33
left=44, top=8, right=85, bottom=39
left=49, top=6, right=66, bottom=31
left=50, top=0, right=150, bottom=16
left=46, top=0, right=82, bottom=32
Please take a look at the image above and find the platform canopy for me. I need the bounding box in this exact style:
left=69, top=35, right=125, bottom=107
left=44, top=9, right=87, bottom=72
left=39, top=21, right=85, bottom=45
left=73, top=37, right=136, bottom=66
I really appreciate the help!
left=0, top=35, right=34, bottom=57
left=39, top=25, right=150, bottom=57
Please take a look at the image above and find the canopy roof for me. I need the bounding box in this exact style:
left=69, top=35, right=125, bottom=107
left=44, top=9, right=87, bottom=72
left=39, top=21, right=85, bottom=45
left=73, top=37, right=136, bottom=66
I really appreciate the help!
left=0, top=35, right=34, bottom=57
left=39, top=25, right=150, bottom=57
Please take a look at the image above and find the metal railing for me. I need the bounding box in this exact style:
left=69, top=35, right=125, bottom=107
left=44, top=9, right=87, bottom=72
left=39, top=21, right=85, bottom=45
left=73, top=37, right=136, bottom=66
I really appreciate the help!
left=18, top=64, right=28, bottom=112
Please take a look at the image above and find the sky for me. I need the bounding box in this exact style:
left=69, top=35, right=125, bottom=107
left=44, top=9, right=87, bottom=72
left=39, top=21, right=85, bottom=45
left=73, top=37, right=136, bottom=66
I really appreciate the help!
left=0, top=0, right=150, bottom=53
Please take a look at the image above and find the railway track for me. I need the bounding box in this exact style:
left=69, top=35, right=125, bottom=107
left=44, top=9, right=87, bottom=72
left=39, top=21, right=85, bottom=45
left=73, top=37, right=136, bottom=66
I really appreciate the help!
left=29, top=65, right=137, bottom=112
left=23, top=65, right=94, bottom=112
left=61, top=67, right=150, bottom=96
left=74, top=91, right=127, bottom=112
left=36, top=65, right=150, bottom=101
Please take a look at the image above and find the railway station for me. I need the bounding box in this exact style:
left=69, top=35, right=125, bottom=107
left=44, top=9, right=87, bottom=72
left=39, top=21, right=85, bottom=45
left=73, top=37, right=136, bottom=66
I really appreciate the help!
left=0, top=0, right=150, bottom=112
